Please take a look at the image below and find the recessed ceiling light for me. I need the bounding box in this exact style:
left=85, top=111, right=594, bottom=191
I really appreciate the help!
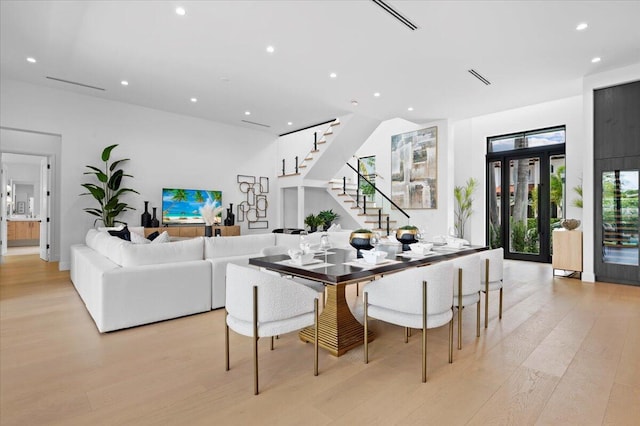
left=287, top=122, right=293, bottom=126
left=220, top=77, right=230, bottom=82
left=576, top=23, right=588, bottom=31
left=329, top=72, right=337, bottom=79
left=120, top=80, right=129, bottom=86
left=175, top=7, right=186, bottom=16
left=245, top=111, right=251, bottom=115
left=374, top=92, right=381, bottom=97
left=266, top=45, right=275, bottom=53
left=591, top=57, right=601, bottom=63
left=26, top=57, right=36, bottom=63
left=351, top=100, right=359, bottom=106
left=407, top=107, right=414, bottom=111
left=190, top=97, right=198, bottom=103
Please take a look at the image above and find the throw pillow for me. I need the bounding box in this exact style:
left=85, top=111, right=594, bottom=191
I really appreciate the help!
left=151, top=230, right=170, bottom=244
left=108, top=225, right=131, bottom=241
left=130, top=231, right=151, bottom=244
left=147, top=231, right=160, bottom=241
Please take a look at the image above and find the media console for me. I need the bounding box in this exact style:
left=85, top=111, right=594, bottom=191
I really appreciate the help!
left=143, top=225, right=240, bottom=238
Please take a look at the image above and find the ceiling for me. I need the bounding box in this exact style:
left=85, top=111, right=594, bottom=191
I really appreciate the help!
left=1, top=1, right=639, bottom=136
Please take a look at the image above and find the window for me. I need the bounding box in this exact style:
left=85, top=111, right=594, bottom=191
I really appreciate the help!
left=488, top=127, right=566, bottom=153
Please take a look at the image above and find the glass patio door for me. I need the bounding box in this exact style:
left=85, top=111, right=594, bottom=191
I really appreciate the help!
left=508, top=156, right=542, bottom=259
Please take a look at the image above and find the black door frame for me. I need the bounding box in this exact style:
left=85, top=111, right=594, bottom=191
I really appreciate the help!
left=487, top=144, right=565, bottom=263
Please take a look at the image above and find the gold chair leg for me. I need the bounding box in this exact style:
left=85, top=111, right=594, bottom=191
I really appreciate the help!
left=449, top=308, right=453, bottom=363
left=225, top=311, right=230, bottom=371
left=356, top=282, right=359, bottom=296
left=253, top=286, right=259, bottom=395
left=476, top=296, right=481, bottom=337
left=422, top=280, right=427, bottom=383
left=405, top=327, right=409, bottom=343
left=458, top=268, right=463, bottom=350
left=499, top=286, right=503, bottom=320
left=364, top=292, right=369, bottom=364
left=314, top=298, right=319, bottom=376
left=485, top=259, right=489, bottom=328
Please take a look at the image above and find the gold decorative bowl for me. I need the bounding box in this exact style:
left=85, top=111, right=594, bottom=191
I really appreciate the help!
left=560, top=219, right=581, bottom=230
left=396, top=228, right=418, bottom=251
left=349, top=231, right=373, bottom=258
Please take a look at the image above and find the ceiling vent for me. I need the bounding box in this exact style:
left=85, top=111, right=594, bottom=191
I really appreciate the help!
left=468, top=69, right=491, bottom=86
left=371, top=0, right=418, bottom=31
left=241, top=119, right=271, bottom=128
left=45, top=76, right=106, bottom=91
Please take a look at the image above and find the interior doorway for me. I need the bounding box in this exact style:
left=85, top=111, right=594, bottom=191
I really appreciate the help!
left=486, top=126, right=566, bottom=263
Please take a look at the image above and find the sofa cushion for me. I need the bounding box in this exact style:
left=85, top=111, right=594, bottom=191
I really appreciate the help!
left=130, top=231, right=151, bottom=244
left=120, top=237, right=204, bottom=267
left=108, top=225, right=131, bottom=241
left=85, top=229, right=129, bottom=266
left=151, top=231, right=170, bottom=244
left=204, top=233, right=275, bottom=259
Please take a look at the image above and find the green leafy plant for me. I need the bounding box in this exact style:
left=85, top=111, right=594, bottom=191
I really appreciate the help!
left=572, top=184, right=583, bottom=208
left=318, top=209, right=339, bottom=225
left=453, top=177, right=478, bottom=239
left=398, top=225, right=418, bottom=230
left=304, top=214, right=325, bottom=231
left=80, top=144, right=138, bottom=227
left=353, top=228, right=373, bottom=234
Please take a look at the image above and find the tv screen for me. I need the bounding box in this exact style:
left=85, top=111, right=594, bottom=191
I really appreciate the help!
left=162, top=188, right=222, bottom=225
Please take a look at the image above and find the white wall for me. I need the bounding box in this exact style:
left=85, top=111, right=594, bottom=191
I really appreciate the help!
left=581, top=62, right=640, bottom=282
left=348, top=117, right=452, bottom=240
left=452, top=95, right=584, bottom=245
left=0, top=79, right=277, bottom=270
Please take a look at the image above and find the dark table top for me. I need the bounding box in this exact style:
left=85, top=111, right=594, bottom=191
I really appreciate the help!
left=249, top=246, right=488, bottom=285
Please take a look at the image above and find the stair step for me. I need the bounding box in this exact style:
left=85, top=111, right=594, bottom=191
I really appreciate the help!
left=311, top=150, right=320, bottom=153
left=358, top=213, right=390, bottom=217
left=279, top=173, right=301, bottom=177
left=331, top=120, right=340, bottom=126
left=365, top=220, right=397, bottom=225
left=324, top=129, right=333, bottom=136
left=317, top=141, right=326, bottom=145
left=304, top=157, right=313, bottom=161
left=351, top=206, right=381, bottom=210
left=299, top=165, right=307, bottom=169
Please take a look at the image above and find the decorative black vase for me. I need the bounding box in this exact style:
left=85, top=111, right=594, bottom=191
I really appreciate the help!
left=396, top=228, right=418, bottom=251
left=141, top=201, right=152, bottom=227
left=349, top=231, right=373, bottom=258
left=151, top=207, right=159, bottom=228
left=205, top=225, right=213, bottom=237
left=225, top=203, right=235, bottom=226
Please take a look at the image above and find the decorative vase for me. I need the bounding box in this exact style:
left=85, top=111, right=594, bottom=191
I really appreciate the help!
left=205, top=225, right=213, bottom=237
left=141, top=201, right=152, bottom=227
left=560, top=218, right=581, bottom=230
left=396, top=228, right=418, bottom=251
left=151, top=207, right=159, bottom=227
left=226, top=203, right=235, bottom=226
left=349, top=230, right=373, bottom=258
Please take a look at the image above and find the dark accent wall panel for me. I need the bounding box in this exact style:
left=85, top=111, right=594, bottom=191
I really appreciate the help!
left=594, top=80, right=640, bottom=159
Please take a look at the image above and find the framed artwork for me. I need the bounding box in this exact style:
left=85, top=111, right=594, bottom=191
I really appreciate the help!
left=391, top=126, right=438, bottom=209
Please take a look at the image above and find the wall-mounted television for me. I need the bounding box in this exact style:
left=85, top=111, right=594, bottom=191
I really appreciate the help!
left=162, top=188, right=222, bottom=225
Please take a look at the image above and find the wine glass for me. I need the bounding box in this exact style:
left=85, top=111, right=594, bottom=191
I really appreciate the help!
left=299, top=233, right=310, bottom=254
left=370, top=231, right=381, bottom=252
left=319, top=233, right=332, bottom=263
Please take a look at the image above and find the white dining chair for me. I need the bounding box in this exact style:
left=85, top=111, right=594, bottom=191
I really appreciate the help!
left=363, top=263, right=454, bottom=382
left=260, top=245, right=326, bottom=306
left=448, top=254, right=482, bottom=350
left=479, top=248, right=504, bottom=328
left=225, top=264, right=319, bottom=395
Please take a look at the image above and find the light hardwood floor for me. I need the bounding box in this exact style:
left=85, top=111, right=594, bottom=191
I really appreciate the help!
left=1, top=255, right=639, bottom=425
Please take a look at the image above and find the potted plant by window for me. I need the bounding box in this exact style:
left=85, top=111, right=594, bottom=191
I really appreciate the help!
left=349, top=228, right=373, bottom=258
left=304, top=214, right=324, bottom=233
left=80, top=144, right=138, bottom=227
left=453, top=177, right=478, bottom=240
left=318, top=209, right=339, bottom=230
left=396, top=225, right=419, bottom=251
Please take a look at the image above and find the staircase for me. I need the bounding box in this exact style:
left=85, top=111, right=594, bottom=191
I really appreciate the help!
left=326, top=178, right=400, bottom=234
left=279, top=119, right=340, bottom=178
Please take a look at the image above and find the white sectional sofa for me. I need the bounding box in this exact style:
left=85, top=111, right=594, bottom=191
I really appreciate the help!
left=70, top=228, right=353, bottom=332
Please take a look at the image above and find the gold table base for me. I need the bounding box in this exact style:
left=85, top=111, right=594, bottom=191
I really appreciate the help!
left=299, top=283, right=374, bottom=356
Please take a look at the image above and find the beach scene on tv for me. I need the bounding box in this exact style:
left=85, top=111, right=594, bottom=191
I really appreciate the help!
left=162, top=188, right=222, bottom=225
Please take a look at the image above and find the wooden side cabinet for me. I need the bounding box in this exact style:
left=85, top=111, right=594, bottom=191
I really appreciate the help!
left=143, top=225, right=240, bottom=238
left=552, top=229, right=583, bottom=277
left=7, top=220, right=40, bottom=240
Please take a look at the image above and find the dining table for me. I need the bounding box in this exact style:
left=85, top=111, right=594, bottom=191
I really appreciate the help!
left=249, top=244, right=488, bottom=356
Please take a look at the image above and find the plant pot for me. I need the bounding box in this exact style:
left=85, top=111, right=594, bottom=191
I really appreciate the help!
left=396, top=228, right=418, bottom=251
left=350, top=231, right=373, bottom=258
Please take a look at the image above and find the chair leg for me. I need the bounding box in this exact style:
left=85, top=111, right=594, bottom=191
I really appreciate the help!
left=476, top=296, right=481, bottom=338
left=364, top=292, right=369, bottom=364
left=457, top=268, right=463, bottom=350
left=448, top=309, right=453, bottom=363
left=499, top=286, right=503, bottom=320
left=356, top=282, right=359, bottom=296
left=253, top=286, right=259, bottom=395
left=485, top=259, right=490, bottom=328
left=422, top=280, right=427, bottom=383
left=225, top=312, right=230, bottom=371
left=405, top=327, right=409, bottom=343
left=270, top=336, right=274, bottom=351
left=314, top=298, right=319, bottom=376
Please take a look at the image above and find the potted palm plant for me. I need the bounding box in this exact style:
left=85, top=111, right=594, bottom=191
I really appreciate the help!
left=318, top=209, right=339, bottom=230
left=453, top=177, right=478, bottom=240
left=304, top=214, right=324, bottom=233
left=80, top=144, right=138, bottom=227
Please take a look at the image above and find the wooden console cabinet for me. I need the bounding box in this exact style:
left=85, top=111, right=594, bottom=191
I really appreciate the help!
left=552, top=229, right=582, bottom=277
left=143, top=225, right=240, bottom=238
